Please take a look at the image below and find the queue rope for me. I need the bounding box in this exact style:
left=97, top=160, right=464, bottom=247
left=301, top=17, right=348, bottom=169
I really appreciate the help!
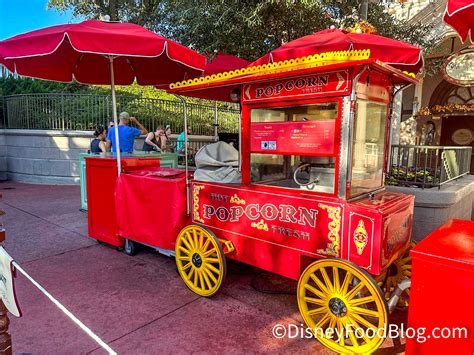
left=12, top=262, right=117, bottom=355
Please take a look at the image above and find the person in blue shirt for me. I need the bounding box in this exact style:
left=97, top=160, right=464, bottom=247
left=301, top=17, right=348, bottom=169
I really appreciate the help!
left=106, top=112, right=148, bottom=153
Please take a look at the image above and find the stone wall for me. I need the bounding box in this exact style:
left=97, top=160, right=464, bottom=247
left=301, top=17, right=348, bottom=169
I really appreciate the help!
left=387, top=175, right=474, bottom=241
left=0, top=129, right=211, bottom=184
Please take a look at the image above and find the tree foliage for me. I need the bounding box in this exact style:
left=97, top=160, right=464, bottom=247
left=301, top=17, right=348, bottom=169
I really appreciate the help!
left=47, top=0, right=163, bottom=26
left=48, top=0, right=435, bottom=62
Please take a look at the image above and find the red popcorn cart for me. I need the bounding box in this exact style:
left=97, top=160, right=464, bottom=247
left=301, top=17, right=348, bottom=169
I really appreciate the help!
left=167, top=50, right=418, bottom=354
left=87, top=49, right=419, bottom=353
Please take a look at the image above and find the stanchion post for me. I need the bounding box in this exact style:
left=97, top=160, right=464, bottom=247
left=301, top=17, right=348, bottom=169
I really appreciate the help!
left=0, top=201, right=12, bottom=354
left=0, top=301, right=11, bottom=355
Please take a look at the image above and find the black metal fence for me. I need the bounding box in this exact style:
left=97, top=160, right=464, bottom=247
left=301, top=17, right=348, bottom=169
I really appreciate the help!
left=387, top=145, right=472, bottom=189
left=1, top=93, right=239, bottom=135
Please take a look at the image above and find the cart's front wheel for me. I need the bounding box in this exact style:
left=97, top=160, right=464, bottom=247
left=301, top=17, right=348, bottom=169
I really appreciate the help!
left=297, top=259, right=388, bottom=354
left=175, top=225, right=226, bottom=297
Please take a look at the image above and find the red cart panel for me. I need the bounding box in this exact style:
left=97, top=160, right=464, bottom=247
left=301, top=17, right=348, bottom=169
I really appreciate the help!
left=86, top=156, right=161, bottom=247
left=191, top=181, right=413, bottom=278
left=406, top=219, right=474, bottom=355
left=115, top=167, right=190, bottom=250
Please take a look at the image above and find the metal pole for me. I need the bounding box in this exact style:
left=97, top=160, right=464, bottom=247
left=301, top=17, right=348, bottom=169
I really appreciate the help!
left=213, top=101, right=218, bottom=141
left=360, top=0, right=369, bottom=21
left=173, top=94, right=190, bottom=216
left=109, top=57, right=122, bottom=175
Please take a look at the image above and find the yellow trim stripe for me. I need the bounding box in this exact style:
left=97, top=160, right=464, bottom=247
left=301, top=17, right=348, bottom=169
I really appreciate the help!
left=170, top=49, right=416, bottom=90
left=170, top=49, right=370, bottom=89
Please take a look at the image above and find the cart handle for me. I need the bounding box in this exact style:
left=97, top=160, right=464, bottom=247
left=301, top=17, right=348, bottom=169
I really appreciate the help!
left=218, top=239, right=235, bottom=254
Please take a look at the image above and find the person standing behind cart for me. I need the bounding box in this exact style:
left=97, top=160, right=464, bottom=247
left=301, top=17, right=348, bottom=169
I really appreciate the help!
left=176, top=127, right=192, bottom=154
left=161, top=124, right=172, bottom=152
left=142, top=126, right=164, bottom=152
left=106, top=112, right=148, bottom=153
left=90, top=126, right=107, bottom=153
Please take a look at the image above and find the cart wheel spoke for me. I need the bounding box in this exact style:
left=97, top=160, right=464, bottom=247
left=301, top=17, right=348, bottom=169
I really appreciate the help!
left=198, top=269, right=205, bottom=290
left=198, top=229, right=204, bottom=249
left=181, top=262, right=192, bottom=272
left=298, top=259, right=388, bottom=354
left=193, top=268, right=199, bottom=287
left=304, top=297, right=326, bottom=306
left=320, top=267, right=333, bottom=293
left=307, top=307, right=327, bottom=317
left=200, top=238, right=211, bottom=253
left=340, top=271, right=353, bottom=294
left=201, top=271, right=213, bottom=290
left=187, top=266, right=195, bottom=279
left=180, top=237, right=193, bottom=252
left=304, top=283, right=326, bottom=299
left=203, top=248, right=217, bottom=258
left=340, top=317, right=359, bottom=347
left=348, top=295, right=374, bottom=307
left=346, top=281, right=365, bottom=301
left=350, top=312, right=378, bottom=331
left=185, top=232, right=196, bottom=250
left=203, top=267, right=218, bottom=285
left=337, top=319, right=345, bottom=346
left=332, top=267, right=340, bottom=292
left=310, top=273, right=329, bottom=294
left=192, top=229, right=199, bottom=250
left=205, top=263, right=220, bottom=275
left=178, top=246, right=190, bottom=255
left=351, top=306, right=379, bottom=318
left=314, top=313, right=330, bottom=329
left=175, top=225, right=227, bottom=297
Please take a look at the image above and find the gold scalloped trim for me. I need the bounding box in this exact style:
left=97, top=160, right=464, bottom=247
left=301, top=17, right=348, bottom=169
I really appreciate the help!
left=170, top=49, right=372, bottom=89
left=402, top=71, right=416, bottom=78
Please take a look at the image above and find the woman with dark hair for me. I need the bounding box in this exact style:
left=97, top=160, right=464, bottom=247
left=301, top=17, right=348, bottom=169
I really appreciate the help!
left=142, top=126, right=164, bottom=152
left=91, top=126, right=107, bottom=153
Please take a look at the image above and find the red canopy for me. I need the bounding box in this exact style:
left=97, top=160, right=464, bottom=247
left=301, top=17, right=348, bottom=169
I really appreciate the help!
left=443, top=0, right=474, bottom=43
left=250, top=28, right=423, bottom=74
left=203, top=53, right=250, bottom=76
left=0, top=20, right=206, bottom=85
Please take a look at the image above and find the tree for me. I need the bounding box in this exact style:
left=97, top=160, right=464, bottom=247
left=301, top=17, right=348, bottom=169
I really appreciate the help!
left=49, top=0, right=434, bottom=62
left=47, top=0, right=164, bottom=26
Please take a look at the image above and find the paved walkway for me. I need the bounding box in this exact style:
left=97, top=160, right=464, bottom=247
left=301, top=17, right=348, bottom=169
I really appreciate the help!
left=1, top=181, right=407, bottom=354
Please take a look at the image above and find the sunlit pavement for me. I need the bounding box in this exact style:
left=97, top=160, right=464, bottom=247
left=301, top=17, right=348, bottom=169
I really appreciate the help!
left=1, top=181, right=407, bottom=354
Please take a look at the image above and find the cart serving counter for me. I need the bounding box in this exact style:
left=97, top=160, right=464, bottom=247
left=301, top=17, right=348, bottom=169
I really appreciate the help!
left=167, top=50, right=417, bottom=353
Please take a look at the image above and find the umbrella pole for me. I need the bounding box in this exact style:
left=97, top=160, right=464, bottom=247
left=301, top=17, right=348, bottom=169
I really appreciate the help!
left=173, top=94, right=190, bottom=216
left=109, top=57, right=122, bottom=175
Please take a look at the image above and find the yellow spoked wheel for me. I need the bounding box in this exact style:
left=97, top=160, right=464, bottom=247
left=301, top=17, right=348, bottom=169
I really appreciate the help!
left=376, top=242, right=414, bottom=308
left=298, top=259, right=388, bottom=354
left=175, top=225, right=226, bottom=297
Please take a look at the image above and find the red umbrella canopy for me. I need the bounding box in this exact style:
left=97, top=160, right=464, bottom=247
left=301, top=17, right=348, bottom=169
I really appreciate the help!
left=0, top=20, right=206, bottom=85
left=203, top=53, right=250, bottom=76
left=443, top=0, right=474, bottom=43
left=250, top=28, right=423, bottom=74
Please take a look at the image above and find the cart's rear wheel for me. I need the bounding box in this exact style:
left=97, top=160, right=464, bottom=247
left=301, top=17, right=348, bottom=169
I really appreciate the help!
left=175, top=225, right=226, bottom=297
left=298, top=259, right=388, bottom=354
left=376, top=242, right=414, bottom=308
